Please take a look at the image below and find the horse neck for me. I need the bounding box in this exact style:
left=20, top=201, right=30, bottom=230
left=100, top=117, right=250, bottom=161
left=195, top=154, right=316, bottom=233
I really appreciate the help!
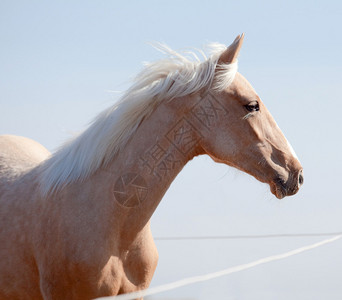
left=89, top=93, right=205, bottom=244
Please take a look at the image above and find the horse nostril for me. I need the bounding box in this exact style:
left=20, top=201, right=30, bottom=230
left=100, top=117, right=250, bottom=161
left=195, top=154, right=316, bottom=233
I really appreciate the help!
left=298, top=170, right=304, bottom=186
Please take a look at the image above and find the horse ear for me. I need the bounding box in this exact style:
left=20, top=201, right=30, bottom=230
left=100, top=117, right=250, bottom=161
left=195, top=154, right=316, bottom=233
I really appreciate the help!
left=218, top=33, right=245, bottom=64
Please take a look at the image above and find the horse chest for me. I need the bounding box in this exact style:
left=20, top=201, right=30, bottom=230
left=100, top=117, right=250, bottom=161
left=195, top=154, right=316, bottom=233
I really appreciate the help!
left=117, top=242, right=159, bottom=294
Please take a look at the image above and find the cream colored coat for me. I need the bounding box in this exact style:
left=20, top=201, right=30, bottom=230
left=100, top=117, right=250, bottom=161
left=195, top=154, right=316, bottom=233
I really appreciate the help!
left=0, top=35, right=303, bottom=299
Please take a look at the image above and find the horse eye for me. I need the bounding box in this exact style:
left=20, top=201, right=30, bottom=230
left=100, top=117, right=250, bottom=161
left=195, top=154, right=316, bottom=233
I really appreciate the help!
left=245, top=102, right=259, bottom=112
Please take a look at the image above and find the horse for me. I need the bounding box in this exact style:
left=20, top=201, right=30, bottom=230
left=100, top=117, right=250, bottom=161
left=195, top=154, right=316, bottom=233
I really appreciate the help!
left=0, top=34, right=303, bottom=299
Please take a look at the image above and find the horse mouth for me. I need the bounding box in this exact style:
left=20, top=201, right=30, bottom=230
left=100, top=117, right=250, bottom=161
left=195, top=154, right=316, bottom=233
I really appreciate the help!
left=270, top=176, right=301, bottom=199
left=270, top=180, right=287, bottom=199
left=270, top=183, right=285, bottom=199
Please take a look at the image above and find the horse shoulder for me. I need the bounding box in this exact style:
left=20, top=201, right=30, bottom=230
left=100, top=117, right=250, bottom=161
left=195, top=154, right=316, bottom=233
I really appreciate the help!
left=36, top=188, right=158, bottom=298
left=117, top=223, right=159, bottom=294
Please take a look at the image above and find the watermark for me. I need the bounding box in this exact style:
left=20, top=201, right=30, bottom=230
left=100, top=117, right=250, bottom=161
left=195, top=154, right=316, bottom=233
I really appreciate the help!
left=113, top=93, right=227, bottom=207
left=113, top=173, right=148, bottom=208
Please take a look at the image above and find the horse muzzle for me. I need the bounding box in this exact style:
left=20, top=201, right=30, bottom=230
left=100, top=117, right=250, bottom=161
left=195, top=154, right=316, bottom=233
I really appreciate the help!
left=270, top=169, right=304, bottom=199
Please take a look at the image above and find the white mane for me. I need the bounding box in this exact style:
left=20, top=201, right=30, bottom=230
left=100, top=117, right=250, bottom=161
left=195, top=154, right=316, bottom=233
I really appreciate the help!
left=39, top=43, right=238, bottom=196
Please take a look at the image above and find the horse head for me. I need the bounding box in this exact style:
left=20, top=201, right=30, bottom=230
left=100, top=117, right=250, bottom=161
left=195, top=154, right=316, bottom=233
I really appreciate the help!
left=199, top=34, right=303, bottom=199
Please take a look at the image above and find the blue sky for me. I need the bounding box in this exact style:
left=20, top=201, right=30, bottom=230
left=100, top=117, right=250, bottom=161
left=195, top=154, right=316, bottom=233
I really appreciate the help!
left=1, top=1, right=342, bottom=299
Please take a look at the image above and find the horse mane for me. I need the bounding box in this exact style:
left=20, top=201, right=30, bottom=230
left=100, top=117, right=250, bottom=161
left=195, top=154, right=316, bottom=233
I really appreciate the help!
left=39, top=43, right=238, bottom=196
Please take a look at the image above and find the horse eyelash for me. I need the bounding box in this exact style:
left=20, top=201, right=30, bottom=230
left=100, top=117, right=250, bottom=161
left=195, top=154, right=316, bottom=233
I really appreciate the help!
left=243, top=113, right=253, bottom=120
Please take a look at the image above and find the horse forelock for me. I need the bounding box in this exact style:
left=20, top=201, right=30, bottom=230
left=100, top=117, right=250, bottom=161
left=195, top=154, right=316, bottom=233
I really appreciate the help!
left=39, top=43, right=238, bottom=197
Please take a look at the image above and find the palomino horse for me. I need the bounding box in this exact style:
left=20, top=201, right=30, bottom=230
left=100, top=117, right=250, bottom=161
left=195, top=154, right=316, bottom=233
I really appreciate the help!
left=0, top=34, right=303, bottom=299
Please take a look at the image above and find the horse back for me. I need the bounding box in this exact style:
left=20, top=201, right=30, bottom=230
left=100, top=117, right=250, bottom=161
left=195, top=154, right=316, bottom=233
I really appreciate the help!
left=0, top=135, right=50, bottom=184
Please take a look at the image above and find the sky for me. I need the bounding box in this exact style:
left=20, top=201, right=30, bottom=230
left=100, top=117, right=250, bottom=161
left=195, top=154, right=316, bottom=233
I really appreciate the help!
left=1, top=0, right=342, bottom=299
